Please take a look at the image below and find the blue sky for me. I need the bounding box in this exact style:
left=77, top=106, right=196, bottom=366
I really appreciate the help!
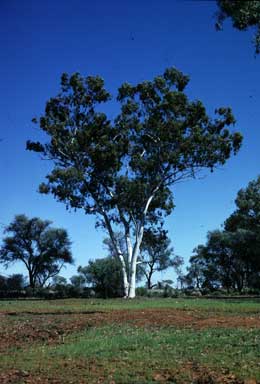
left=0, top=0, right=259, bottom=284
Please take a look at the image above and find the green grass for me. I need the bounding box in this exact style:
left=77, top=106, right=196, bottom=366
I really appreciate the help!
left=0, top=296, right=260, bottom=314
left=0, top=298, right=260, bottom=383
left=1, top=324, right=260, bottom=383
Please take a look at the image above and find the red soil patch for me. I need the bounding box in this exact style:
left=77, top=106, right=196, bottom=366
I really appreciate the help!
left=103, top=309, right=260, bottom=329
left=0, top=364, right=258, bottom=384
left=152, top=362, right=259, bottom=383
left=1, top=308, right=259, bottom=383
left=0, top=308, right=260, bottom=352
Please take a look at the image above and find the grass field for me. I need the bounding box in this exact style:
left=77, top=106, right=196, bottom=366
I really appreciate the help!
left=0, top=298, right=260, bottom=383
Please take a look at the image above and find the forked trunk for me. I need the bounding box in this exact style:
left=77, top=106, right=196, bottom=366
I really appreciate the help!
left=117, top=250, right=129, bottom=297
left=128, top=228, right=144, bottom=298
left=106, top=193, right=155, bottom=298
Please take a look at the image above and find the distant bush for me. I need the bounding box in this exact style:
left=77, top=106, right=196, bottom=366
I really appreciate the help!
left=0, top=290, right=27, bottom=299
left=136, top=285, right=179, bottom=298
left=163, top=285, right=179, bottom=298
left=0, top=285, right=97, bottom=299
left=183, top=289, right=202, bottom=297
left=206, top=289, right=230, bottom=297
left=136, top=287, right=148, bottom=296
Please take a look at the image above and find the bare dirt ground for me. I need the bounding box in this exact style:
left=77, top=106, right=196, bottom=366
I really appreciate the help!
left=0, top=308, right=259, bottom=383
left=0, top=364, right=257, bottom=384
left=0, top=308, right=260, bottom=351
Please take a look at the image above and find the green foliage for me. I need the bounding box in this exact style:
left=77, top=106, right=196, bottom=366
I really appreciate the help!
left=0, top=215, right=73, bottom=288
left=77, top=257, right=124, bottom=298
left=135, top=286, right=148, bottom=296
left=6, top=274, right=26, bottom=290
left=225, top=176, right=260, bottom=289
left=52, top=275, right=67, bottom=286
left=26, top=68, right=242, bottom=229
left=139, top=228, right=183, bottom=289
left=216, top=0, right=260, bottom=54
left=0, top=274, right=26, bottom=291
left=69, top=274, right=85, bottom=288
left=103, top=234, right=144, bottom=283
left=27, top=68, right=242, bottom=295
left=187, top=176, right=260, bottom=293
left=225, top=175, right=260, bottom=233
left=188, top=229, right=259, bottom=293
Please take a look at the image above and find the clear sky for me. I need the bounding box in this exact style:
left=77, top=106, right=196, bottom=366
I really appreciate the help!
left=0, top=0, right=259, bottom=284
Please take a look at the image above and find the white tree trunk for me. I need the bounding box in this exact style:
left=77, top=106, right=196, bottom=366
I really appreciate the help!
left=127, top=194, right=156, bottom=298
left=126, top=233, right=133, bottom=267
left=103, top=192, right=156, bottom=298
left=117, top=249, right=129, bottom=297
left=101, top=212, right=130, bottom=297
left=128, top=226, right=144, bottom=298
left=128, top=269, right=136, bottom=298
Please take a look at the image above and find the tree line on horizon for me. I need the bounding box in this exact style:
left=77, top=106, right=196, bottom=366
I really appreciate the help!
left=0, top=213, right=182, bottom=297
left=0, top=175, right=259, bottom=298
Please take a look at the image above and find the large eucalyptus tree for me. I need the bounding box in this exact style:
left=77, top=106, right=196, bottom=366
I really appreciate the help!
left=27, top=67, right=242, bottom=297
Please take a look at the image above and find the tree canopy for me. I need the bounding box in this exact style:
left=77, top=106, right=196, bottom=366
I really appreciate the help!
left=225, top=176, right=260, bottom=282
left=0, top=274, right=26, bottom=291
left=0, top=215, right=73, bottom=288
left=225, top=176, right=260, bottom=233
left=139, top=228, right=183, bottom=289
left=77, top=258, right=124, bottom=298
left=216, top=0, right=260, bottom=54
left=188, top=230, right=251, bottom=292
left=27, top=67, right=242, bottom=297
left=186, top=176, right=260, bottom=293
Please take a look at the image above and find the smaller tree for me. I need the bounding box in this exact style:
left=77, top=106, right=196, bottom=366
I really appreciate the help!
left=187, top=176, right=260, bottom=293
left=77, top=257, right=124, bottom=298
left=187, top=242, right=225, bottom=292
left=224, top=176, right=260, bottom=287
left=7, top=274, right=26, bottom=290
left=52, top=275, right=67, bottom=287
left=70, top=274, right=86, bottom=289
left=0, top=274, right=26, bottom=295
left=139, top=228, right=183, bottom=289
left=0, top=215, right=73, bottom=288
left=185, top=251, right=208, bottom=290
left=188, top=229, right=259, bottom=293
